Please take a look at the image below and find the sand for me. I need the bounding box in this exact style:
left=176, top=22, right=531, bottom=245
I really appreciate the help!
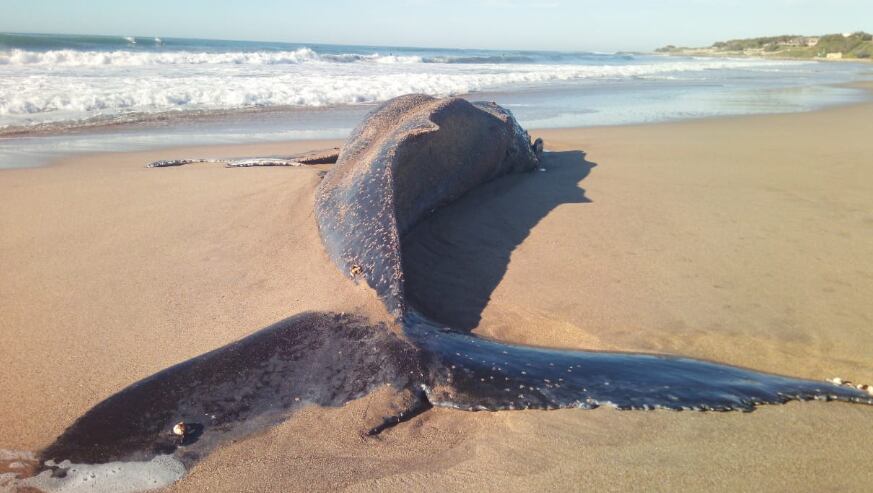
left=2, top=96, right=873, bottom=491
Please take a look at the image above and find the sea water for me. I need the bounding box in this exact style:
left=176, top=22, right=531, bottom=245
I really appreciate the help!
left=1, top=32, right=870, bottom=167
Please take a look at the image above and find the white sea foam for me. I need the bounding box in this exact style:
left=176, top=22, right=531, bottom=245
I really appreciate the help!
left=0, top=47, right=423, bottom=66
left=0, top=48, right=808, bottom=130
left=8, top=455, right=185, bottom=493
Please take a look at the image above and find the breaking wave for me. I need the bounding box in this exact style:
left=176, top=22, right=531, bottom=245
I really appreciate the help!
left=0, top=34, right=811, bottom=132
left=0, top=47, right=424, bottom=66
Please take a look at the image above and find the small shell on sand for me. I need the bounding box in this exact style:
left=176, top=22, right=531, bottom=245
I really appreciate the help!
left=830, top=377, right=844, bottom=385
left=172, top=422, right=187, bottom=436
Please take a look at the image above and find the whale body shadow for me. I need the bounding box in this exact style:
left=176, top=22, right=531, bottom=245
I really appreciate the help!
left=403, top=150, right=593, bottom=331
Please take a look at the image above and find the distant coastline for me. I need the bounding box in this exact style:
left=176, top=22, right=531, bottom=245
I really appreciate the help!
left=656, top=32, right=873, bottom=62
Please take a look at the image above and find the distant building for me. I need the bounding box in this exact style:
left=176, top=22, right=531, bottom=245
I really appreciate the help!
left=779, top=37, right=820, bottom=48
left=826, top=52, right=843, bottom=59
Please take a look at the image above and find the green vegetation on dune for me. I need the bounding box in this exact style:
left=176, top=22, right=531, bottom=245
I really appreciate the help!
left=712, top=35, right=803, bottom=52
left=815, top=33, right=873, bottom=58
left=657, top=32, right=873, bottom=60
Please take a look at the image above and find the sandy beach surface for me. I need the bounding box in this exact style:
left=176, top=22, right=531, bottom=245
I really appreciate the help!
left=2, top=92, right=873, bottom=491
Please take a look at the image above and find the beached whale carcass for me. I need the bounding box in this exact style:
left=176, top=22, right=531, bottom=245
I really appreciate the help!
left=315, top=94, right=544, bottom=316
left=15, top=94, right=872, bottom=492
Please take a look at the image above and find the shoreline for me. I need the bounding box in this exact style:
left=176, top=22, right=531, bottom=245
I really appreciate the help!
left=2, top=63, right=871, bottom=170
left=2, top=89, right=873, bottom=490
left=2, top=79, right=871, bottom=173
left=0, top=103, right=373, bottom=139
left=534, top=77, right=873, bottom=130
left=653, top=50, right=873, bottom=64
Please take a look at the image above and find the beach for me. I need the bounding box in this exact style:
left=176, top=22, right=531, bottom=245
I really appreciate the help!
left=2, top=92, right=873, bottom=491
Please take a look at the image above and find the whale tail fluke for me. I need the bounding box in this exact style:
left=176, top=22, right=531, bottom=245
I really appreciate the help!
left=405, top=314, right=873, bottom=413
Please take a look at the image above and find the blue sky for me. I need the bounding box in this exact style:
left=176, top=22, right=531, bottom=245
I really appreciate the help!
left=1, top=0, right=870, bottom=51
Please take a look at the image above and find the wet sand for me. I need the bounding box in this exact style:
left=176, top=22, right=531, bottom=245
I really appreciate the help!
left=2, top=95, right=873, bottom=490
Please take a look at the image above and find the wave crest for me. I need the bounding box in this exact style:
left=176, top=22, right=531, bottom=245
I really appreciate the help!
left=0, top=52, right=810, bottom=132
left=0, top=47, right=423, bottom=66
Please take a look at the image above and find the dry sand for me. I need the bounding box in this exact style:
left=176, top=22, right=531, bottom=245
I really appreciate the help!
left=2, top=96, right=873, bottom=491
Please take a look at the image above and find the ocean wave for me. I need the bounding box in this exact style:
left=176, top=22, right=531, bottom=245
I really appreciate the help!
left=0, top=48, right=631, bottom=67
left=0, top=45, right=809, bottom=70
left=0, top=55, right=809, bottom=131
left=422, top=52, right=630, bottom=64
left=425, top=54, right=538, bottom=64
left=0, top=47, right=423, bottom=66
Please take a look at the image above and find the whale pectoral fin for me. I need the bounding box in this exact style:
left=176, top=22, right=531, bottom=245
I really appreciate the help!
left=364, top=387, right=432, bottom=437
left=146, top=148, right=341, bottom=169
left=145, top=157, right=302, bottom=168
left=146, top=158, right=218, bottom=168
left=223, top=158, right=304, bottom=167
left=224, top=148, right=341, bottom=167
left=291, top=148, right=341, bottom=165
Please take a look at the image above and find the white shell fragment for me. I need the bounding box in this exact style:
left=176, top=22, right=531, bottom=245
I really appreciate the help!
left=829, top=377, right=873, bottom=395
left=172, top=422, right=187, bottom=437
